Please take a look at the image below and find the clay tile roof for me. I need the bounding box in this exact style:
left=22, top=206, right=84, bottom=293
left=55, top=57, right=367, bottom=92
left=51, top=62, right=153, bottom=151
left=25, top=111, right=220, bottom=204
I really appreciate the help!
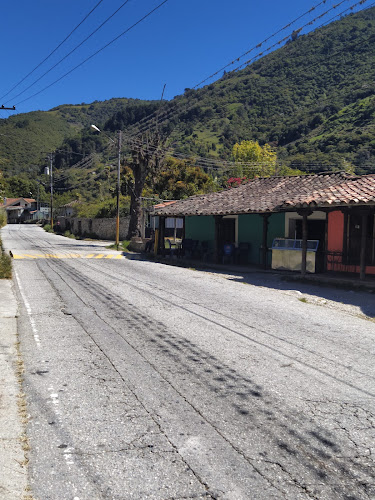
left=153, top=200, right=177, bottom=210
left=291, top=174, right=375, bottom=207
left=153, top=172, right=368, bottom=217
left=61, top=199, right=82, bottom=207
left=3, top=197, right=36, bottom=208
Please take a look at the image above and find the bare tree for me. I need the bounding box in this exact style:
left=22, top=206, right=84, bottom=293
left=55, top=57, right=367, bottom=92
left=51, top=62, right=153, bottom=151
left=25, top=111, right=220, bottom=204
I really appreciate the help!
left=127, top=132, right=166, bottom=239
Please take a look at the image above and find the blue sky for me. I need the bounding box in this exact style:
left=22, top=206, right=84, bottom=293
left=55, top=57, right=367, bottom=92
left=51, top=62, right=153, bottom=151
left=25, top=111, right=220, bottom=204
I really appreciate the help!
left=0, top=0, right=369, bottom=117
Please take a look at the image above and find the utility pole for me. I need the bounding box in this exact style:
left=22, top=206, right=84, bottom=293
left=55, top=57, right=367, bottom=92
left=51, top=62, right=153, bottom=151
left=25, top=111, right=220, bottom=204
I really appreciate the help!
left=49, top=154, right=53, bottom=228
left=116, top=130, right=122, bottom=250
left=37, top=181, right=40, bottom=213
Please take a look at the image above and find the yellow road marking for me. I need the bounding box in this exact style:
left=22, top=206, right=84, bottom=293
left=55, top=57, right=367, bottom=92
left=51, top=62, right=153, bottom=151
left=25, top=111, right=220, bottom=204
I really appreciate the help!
left=85, top=254, right=95, bottom=258
left=94, top=254, right=104, bottom=259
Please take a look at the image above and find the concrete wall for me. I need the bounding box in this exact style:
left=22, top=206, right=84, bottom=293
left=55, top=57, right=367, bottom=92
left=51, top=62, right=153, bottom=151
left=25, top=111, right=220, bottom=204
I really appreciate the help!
left=57, top=216, right=130, bottom=241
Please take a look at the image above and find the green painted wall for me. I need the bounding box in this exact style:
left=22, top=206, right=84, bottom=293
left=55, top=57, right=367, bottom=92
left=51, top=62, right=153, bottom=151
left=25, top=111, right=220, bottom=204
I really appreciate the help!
left=238, top=213, right=285, bottom=264
left=185, top=216, right=215, bottom=248
left=185, top=213, right=285, bottom=265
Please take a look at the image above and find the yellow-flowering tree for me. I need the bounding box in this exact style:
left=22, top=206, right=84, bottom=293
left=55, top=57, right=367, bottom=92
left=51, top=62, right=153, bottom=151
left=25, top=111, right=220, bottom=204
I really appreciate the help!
left=232, top=140, right=277, bottom=178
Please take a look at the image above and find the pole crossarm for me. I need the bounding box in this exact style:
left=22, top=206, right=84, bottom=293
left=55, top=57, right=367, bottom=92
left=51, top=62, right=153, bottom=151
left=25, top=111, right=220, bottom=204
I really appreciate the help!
left=1, top=105, right=16, bottom=110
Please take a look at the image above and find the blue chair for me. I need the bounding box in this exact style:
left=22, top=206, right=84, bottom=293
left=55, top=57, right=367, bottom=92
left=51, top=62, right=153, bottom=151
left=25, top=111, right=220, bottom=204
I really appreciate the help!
left=222, top=243, right=235, bottom=264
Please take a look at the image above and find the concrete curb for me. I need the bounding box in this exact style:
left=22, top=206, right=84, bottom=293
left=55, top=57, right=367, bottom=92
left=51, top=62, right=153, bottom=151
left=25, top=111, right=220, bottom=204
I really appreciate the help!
left=147, top=255, right=375, bottom=292
left=0, top=279, right=28, bottom=499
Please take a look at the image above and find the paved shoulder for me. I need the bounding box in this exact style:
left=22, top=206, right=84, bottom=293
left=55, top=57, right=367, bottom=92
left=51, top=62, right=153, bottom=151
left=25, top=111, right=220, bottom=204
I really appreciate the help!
left=0, top=280, right=28, bottom=499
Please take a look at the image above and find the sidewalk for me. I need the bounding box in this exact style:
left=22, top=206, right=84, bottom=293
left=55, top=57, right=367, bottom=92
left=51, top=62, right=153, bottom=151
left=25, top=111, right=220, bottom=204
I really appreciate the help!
left=0, top=279, right=28, bottom=499
left=148, top=254, right=375, bottom=292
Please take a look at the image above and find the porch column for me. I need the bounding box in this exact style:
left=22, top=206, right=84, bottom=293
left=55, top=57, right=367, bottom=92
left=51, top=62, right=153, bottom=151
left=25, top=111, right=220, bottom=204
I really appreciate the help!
left=157, top=216, right=166, bottom=255
left=342, top=210, right=348, bottom=264
left=182, top=216, right=186, bottom=240
left=214, top=216, right=222, bottom=264
left=298, top=210, right=312, bottom=277
left=140, top=208, right=146, bottom=239
left=359, top=212, right=368, bottom=280
left=301, top=213, right=308, bottom=277
left=261, top=214, right=270, bottom=269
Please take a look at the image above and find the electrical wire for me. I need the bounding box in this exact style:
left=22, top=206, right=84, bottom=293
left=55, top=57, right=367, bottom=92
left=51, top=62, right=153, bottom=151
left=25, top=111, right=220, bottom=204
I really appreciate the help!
left=116, top=0, right=351, bottom=139
left=0, top=0, right=105, bottom=102
left=14, top=0, right=170, bottom=107
left=122, top=0, right=372, bottom=140
left=4, top=0, right=133, bottom=105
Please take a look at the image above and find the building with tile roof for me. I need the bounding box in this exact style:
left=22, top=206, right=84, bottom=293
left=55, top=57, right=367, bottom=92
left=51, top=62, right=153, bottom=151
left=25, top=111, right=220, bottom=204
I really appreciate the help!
left=2, top=197, right=37, bottom=224
left=153, top=173, right=375, bottom=279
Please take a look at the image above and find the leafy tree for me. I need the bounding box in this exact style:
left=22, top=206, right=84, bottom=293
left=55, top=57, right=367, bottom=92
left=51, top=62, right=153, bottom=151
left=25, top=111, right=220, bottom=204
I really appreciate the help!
left=4, top=175, right=47, bottom=200
left=126, top=132, right=166, bottom=238
left=76, top=197, right=130, bottom=218
left=232, top=140, right=277, bottom=178
left=0, top=170, right=5, bottom=198
left=151, top=157, right=216, bottom=199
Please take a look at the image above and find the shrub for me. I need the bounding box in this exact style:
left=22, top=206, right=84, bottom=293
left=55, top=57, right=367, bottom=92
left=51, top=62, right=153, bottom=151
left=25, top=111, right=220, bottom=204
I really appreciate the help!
left=43, top=224, right=51, bottom=232
left=0, top=252, right=12, bottom=279
left=0, top=209, right=6, bottom=228
left=121, top=240, right=131, bottom=252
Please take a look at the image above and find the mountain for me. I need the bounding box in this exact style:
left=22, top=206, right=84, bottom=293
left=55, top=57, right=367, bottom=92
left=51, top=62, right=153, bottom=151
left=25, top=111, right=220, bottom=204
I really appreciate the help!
left=158, top=5, right=375, bottom=169
left=1, top=6, right=375, bottom=185
left=0, top=98, right=160, bottom=176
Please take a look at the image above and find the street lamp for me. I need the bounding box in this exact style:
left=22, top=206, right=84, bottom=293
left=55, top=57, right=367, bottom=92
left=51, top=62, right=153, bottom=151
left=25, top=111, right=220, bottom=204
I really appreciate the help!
left=91, top=125, right=122, bottom=250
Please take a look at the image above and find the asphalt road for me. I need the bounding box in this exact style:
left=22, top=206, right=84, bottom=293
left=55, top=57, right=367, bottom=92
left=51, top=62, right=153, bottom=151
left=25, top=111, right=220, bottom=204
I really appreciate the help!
left=2, top=225, right=375, bottom=500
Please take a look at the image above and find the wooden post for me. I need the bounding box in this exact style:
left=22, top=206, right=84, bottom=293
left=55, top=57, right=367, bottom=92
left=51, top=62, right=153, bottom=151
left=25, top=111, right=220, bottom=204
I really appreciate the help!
left=261, top=214, right=270, bottom=269
left=301, top=212, right=308, bottom=277
left=157, top=216, right=166, bottom=255
left=359, top=212, right=368, bottom=280
left=342, top=211, right=348, bottom=265
left=214, top=216, right=222, bottom=264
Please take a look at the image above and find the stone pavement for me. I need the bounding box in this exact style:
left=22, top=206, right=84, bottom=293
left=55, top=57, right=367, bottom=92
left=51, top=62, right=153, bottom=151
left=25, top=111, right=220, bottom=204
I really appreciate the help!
left=0, top=279, right=28, bottom=499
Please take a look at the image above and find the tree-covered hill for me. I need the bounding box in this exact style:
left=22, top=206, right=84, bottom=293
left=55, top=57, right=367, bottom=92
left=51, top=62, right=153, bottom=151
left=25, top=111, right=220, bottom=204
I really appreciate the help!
left=0, top=98, right=160, bottom=175
left=159, top=6, right=375, bottom=168
left=1, top=5, right=375, bottom=188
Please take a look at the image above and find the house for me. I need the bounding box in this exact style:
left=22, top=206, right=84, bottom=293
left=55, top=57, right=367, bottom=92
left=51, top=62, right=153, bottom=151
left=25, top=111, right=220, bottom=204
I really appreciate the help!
left=153, top=172, right=375, bottom=279
left=58, top=200, right=81, bottom=218
left=148, top=201, right=183, bottom=239
left=2, top=197, right=37, bottom=224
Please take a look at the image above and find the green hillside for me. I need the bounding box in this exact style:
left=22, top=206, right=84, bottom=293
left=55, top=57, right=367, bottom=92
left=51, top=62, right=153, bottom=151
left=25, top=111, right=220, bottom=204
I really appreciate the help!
left=156, top=6, right=375, bottom=168
left=1, top=6, right=375, bottom=194
left=0, top=98, right=160, bottom=175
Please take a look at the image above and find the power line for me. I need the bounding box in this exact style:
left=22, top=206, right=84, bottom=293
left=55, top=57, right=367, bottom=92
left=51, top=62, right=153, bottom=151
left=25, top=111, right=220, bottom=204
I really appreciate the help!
left=123, top=0, right=373, bottom=141
left=5, top=0, right=133, bottom=105
left=0, top=0, right=105, bottom=102
left=14, top=0, right=171, bottom=107
left=117, top=0, right=355, bottom=139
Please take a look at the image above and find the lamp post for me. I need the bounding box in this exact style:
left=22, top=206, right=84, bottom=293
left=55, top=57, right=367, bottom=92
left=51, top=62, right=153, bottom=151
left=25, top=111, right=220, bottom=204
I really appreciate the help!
left=91, top=125, right=122, bottom=250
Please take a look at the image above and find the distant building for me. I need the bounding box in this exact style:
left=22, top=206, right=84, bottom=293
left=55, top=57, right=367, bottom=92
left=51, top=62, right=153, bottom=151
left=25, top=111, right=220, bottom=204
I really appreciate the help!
left=2, top=197, right=37, bottom=224
left=58, top=200, right=81, bottom=217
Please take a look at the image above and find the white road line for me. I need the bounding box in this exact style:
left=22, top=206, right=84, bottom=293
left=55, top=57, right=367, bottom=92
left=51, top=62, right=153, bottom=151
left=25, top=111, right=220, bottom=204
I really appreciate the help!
left=48, top=388, right=75, bottom=467
left=14, top=270, right=41, bottom=349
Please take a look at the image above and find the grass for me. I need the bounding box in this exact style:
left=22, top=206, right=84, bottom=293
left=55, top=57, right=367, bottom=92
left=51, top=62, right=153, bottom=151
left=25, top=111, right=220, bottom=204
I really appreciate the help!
left=298, top=297, right=308, bottom=303
left=0, top=234, right=12, bottom=279
left=0, top=209, right=6, bottom=228
left=106, top=240, right=131, bottom=251
left=0, top=252, right=12, bottom=279
left=15, top=337, right=33, bottom=499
